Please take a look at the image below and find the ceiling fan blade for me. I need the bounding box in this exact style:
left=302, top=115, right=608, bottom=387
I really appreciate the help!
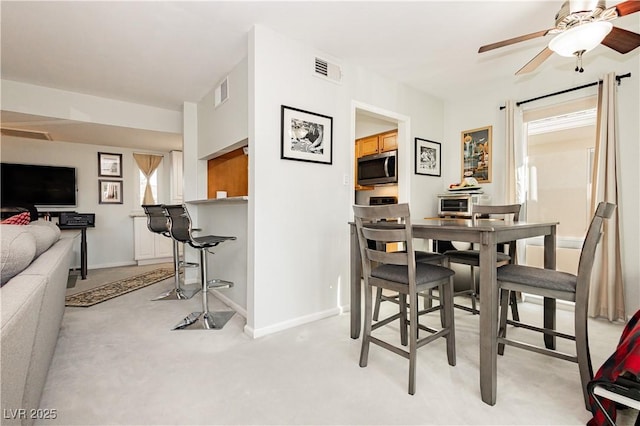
left=479, top=29, right=552, bottom=53
left=614, top=0, right=640, bottom=16
left=601, top=26, right=640, bottom=53
left=515, top=47, right=554, bottom=75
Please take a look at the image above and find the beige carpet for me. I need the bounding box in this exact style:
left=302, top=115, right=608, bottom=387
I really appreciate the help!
left=65, top=267, right=174, bottom=307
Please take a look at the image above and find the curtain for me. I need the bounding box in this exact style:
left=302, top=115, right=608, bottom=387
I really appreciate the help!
left=133, top=153, right=163, bottom=205
left=589, top=72, right=625, bottom=321
left=504, top=100, right=527, bottom=264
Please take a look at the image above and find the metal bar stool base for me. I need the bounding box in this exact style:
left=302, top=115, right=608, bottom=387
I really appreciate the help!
left=171, top=311, right=235, bottom=330
left=151, top=285, right=201, bottom=301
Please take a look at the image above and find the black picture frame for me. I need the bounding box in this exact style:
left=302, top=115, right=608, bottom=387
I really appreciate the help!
left=415, top=138, right=441, bottom=177
left=98, top=179, right=123, bottom=204
left=281, top=105, right=333, bottom=165
left=98, top=152, right=123, bottom=178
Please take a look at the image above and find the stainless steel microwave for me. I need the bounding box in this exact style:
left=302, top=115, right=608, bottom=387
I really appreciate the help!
left=357, top=150, right=398, bottom=186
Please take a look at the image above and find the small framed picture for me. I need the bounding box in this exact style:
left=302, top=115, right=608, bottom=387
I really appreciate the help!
left=281, top=105, right=333, bottom=165
left=99, top=180, right=123, bottom=204
left=415, top=138, right=441, bottom=177
left=98, top=152, right=122, bottom=177
left=461, top=126, right=492, bottom=183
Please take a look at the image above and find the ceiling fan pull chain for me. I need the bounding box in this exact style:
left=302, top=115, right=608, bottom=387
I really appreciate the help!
left=574, top=50, right=585, bottom=73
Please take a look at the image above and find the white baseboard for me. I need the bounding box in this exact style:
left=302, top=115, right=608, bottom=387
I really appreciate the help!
left=74, top=260, right=137, bottom=271
left=209, top=289, right=247, bottom=319
left=244, top=306, right=342, bottom=339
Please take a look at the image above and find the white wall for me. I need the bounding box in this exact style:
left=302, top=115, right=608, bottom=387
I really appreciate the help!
left=1, top=136, right=171, bottom=269
left=443, top=52, right=640, bottom=315
left=246, top=25, right=446, bottom=337
left=198, top=57, right=249, bottom=159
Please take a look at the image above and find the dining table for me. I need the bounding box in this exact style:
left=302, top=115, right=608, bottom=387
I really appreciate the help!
left=349, top=216, right=558, bottom=406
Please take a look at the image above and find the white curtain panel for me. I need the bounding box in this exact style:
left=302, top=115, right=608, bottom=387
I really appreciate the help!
left=589, top=72, right=625, bottom=321
left=504, top=100, right=527, bottom=264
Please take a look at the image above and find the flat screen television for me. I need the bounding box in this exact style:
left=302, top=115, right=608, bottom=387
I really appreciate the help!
left=1, top=162, right=77, bottom=207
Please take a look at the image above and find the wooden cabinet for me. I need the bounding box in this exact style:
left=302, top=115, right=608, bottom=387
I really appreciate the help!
left=358, top=135, right=380, bottom=157
left=354, top=130, right=397, bottom=190
left=133, top=217, right=173, bottom=265
left=357, top=130, right=397, bottom=157
left=379, top=131, right=398, bottom=152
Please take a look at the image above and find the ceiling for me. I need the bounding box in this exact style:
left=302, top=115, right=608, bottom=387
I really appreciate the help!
left=1, top=1, right=638, bottom=151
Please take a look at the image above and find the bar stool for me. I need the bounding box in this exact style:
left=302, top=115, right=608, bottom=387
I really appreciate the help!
left=141, top=204, right=200, bottom=300
left=162, top=204, right=237, bottom=330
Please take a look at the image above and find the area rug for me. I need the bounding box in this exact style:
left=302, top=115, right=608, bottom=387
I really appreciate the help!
left=65, top=268, right=174, bottom=307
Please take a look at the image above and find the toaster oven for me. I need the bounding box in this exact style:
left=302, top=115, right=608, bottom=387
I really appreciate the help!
left=437, top=193, right=482, bottom=217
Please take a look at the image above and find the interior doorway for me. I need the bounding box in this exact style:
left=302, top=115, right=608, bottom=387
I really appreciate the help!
left=351, top=102, right=411, bottom=209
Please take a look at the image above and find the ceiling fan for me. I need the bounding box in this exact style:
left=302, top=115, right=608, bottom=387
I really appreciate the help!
left=479, top=0, right=640, bottom=74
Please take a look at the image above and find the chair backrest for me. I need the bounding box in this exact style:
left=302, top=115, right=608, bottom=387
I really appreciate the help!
left=472, top=203, right=521, bottom=221
left=472, top=203, right=522, bottom=258
left=142, top=204, right=169, bottom=234
left=575, top=201, right=616, bottom=306
left=162, top=204, right=193, bottom=244
left=353, top=203, right=417, bottom=290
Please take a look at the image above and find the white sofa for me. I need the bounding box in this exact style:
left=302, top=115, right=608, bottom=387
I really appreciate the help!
left=1, top=221, right=74, bottom=425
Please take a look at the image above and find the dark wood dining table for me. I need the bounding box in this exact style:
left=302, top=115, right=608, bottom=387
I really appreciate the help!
left=349, top=217, right=558, bottom=405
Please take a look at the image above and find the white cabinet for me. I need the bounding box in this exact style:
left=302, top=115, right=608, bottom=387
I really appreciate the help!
left=169, top=150, right=183, bottom=204
left=133, top=217, right=173, bottom=265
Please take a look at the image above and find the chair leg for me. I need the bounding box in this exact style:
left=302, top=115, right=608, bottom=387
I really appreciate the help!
left=575, top=304, right=594, bottom=411
left=424, top=288, right=434, bottom=310
left=152, top=240, right=200, bottom=301
left=408, top=292, right=419, bottom=395
left=400, top=294, right=408, bottom=346
left=470, top=266, right=478, bottom=314
left=359, top=284, right=373, bottom=368
left=172, top=247, right=234, bottom=330
left=373, top=287, right=383, bottom=321
left=498, top=289, right=509, bottom=356
left=509, top=291, right=520, bottom=321
left=443, top=277, right=456, bottom=366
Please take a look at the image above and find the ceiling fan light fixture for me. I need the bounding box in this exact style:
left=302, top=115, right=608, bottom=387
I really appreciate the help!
left=549, top=21, right=613, bottom=57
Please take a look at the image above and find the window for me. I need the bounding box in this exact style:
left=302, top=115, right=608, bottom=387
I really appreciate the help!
left=521, top=96, right=597, bottom=274
left=139, top=169, right=158, bottom=205
left=133, top=153, right=164, bottom=206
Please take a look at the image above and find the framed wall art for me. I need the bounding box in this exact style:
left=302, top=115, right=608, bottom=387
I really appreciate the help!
left=461, top=126, right=492, bottom=183
left=415, top=138, right=441, bottom=177
left=281, top=105, right=333, bottom=165
left=99, top=180, right=123, bottom=204
left=98, top=152, right=123, bottom=178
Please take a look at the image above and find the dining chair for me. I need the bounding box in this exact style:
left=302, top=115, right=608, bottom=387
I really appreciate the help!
left=353, top=203, right=456, bottom=395
left=372, top=250, right=447, bottom=321
left=444, top=203, right=521, bottom=317
left=496, top=201, right=616, bottom=410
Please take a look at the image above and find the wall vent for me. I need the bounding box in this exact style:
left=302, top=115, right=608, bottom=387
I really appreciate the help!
left=0, top=127, right=53, bottom=141
left=214, top=76, right=229, bottom=108
left=314, top=57, right=342, bottom=84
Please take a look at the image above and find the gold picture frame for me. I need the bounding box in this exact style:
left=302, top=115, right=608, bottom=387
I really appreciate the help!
left=461, top=125, right=492, bottom=183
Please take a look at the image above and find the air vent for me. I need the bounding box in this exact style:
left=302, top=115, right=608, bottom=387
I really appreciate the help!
left=214, top=76, right=229, bottom=108
left=0, top=127, right=53, bottom=141
left=314, top=57, right=342, bottom=83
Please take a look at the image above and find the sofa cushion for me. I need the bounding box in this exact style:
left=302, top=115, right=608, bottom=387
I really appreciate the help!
left=0, top=226, right=37, bottom=286
left=1, top=212, right=31, bottom=225
left=26, top=220, right=61, bottom=258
